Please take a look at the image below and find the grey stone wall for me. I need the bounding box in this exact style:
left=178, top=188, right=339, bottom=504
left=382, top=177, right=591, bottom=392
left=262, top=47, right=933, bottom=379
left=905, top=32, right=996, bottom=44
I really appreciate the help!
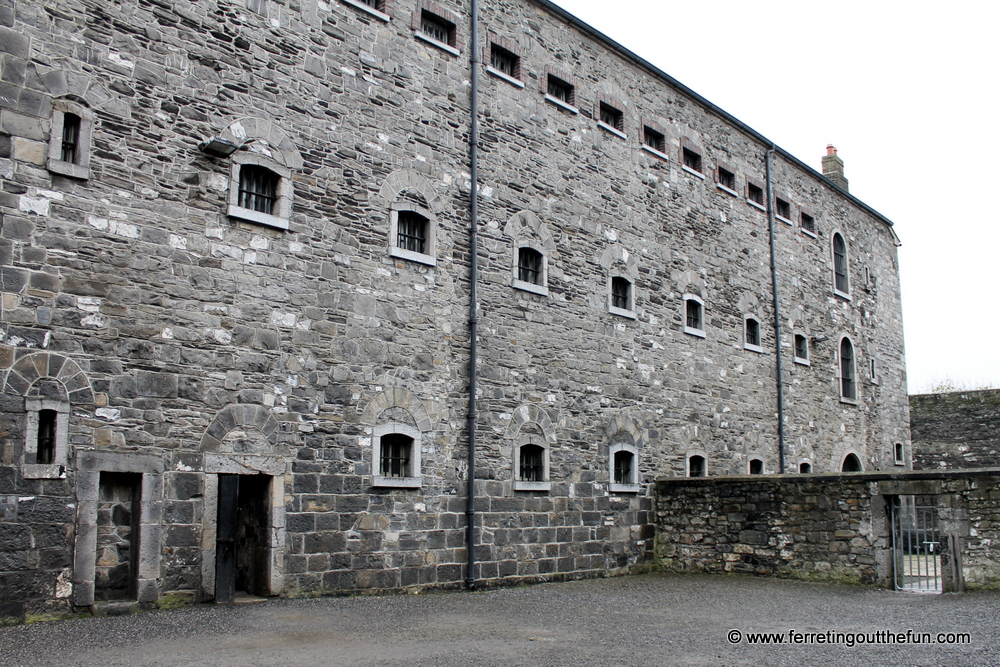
left=0, top=0, right=908, bottom=618
left=654, top=471, right=1000, bottom=591
left=910, top=390, right=1000, bottom=470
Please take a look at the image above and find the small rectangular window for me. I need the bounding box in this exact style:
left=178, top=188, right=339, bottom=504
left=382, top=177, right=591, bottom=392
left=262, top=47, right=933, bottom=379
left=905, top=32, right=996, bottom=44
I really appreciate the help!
left=420, top=10, right=455, bottom=46
left=775, top=197, right=791, bottom=220
left=747, top=182, right=764, bottom=207
left=380, top=434, right=413, bottom=478
left=599, top=102, right=624, bottom=132
left=519, top=445, right=544, bottom=482
left=682, top=147, right=702, bottom=174
left=642, top=126, right=665, bottom=153
left=61, top=113, right=81, bottom=164
left=518, top=247, right=542, bottom=285
left=546, top=74, right=574, bottom=105
left=688, top=455, right=706, bottom=477
left=490, top=44, right=519, bottom=79
left=794, top=334, right=809, bottom=363
left=36, top=409, right=57, bottom=465
left=613, top=451, right=633, bottom=485
left=717, top=166, right=736, bottom=191
left=745, top=319, right=760, bottom=347
left=397, top=211, right=428, bottom=255
left=611, top=276, right=631, bottom=311
left=238, top=165, right=279, bottom=215
left=800, top=212, right=815, bottom=234
left=685, top=299, right=703, bottom=331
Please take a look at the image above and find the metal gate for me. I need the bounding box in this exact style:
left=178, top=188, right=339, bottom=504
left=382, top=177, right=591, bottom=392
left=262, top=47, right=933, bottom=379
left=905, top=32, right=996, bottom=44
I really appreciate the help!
left=890, top=495, right=941, bottom=593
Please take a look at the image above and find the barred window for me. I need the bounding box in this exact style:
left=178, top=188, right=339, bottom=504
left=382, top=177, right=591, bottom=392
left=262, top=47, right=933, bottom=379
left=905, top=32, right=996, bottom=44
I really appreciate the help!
left=546, top=74, right=574, bottom=105
left=490, top=44, right=519, bottom=78
left=800, top=212, right=815, bottom=233
left=611, top=277, right=631, bottom=311
left=36, top=409, right=57, bottom=465
left=833, top=233, right=849, bottom=294
left=397, top=211, right=428, bottom=255
left=840, top=337, right=856, bottom=400
left=380, top=434, right=413, bottom=478
left=686, top=299, right=703, bottom=331
left=747, top=182, right=764, bottom=206
left=60, top=113, right=81, bottom=164
left=238, top=165, right=278, bottom=215
left=599, top=102, right=624, bottom=132
left=682, top=147, right=702, bottom=174
left=519, top=444, right=544, bottom=482
left=717, top=166, right=736, bottom=191
left=420, top=10, right=455, bottom=46
left=613, top=450, right=633, bottom=485
left=775, top=197, right=791, bottom=220
left=518, top=247, right=542, bottom=285
left=794, top=334, right=809, bottom=362
left=745, top=318, right=760, bottom=348
left=643, top=126, right=665, bottom=153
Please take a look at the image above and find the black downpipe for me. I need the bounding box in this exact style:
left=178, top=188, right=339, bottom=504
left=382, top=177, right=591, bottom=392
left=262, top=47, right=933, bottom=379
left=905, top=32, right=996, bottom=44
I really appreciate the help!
left=465, top=0, right=480, bottom=590
left=765, top=147, right=786, bottom=473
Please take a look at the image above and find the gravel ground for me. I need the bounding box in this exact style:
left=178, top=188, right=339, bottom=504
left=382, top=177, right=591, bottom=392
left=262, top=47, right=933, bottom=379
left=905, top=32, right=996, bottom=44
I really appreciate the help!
left=1, top=573, right=997, bottom=667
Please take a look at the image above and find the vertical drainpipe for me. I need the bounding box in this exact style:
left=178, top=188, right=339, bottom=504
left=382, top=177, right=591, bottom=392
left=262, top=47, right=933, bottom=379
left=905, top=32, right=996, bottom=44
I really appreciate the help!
left=765, top=146, right=786, bottom=474
left=465, top=0, right=481, bottom=589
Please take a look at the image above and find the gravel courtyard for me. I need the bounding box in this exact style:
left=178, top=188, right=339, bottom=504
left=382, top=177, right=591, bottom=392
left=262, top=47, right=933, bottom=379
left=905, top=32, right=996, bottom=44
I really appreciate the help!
left=2, top=573, right=997, bottom=667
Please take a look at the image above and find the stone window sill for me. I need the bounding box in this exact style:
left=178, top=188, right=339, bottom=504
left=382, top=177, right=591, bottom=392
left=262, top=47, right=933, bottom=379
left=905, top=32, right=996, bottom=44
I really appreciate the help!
left=514, top=480, right=551, bottom=492
left=544, top=94, right=578, bottom=114
left=641, top=144, right=669, bottom=161
left=415, top=32, right=459, bottom=56
left=48, top=159, right=90, bottom=180
left=486, top=66, right=524, bottom=88
left=597, top=121, right=626, bottom=139
left=22, top=463, right=67, bottom=479
left=716, top=183, right=738, bottom=197
left=513, top=279, right=548, bottom=296
left=839, top=396, right=859, bottom=406
left=834, top=289, right=851, bottom=301
left=341, top=0, right=390, bottom=21
left=684, top=326, right=706, bottom=339
left=776, top=215, right=794, bottom=226
left=228, top=204, right=290, bottom=231
left=681, top=165, right=706, bottom=180
left=373, top=475, right=422, bottom=488
left=793, top=356, right=810, bottom=366
left=390, top=246, right=437, bottom=266
left=747, top=199, right=766, bottom=212
left=609, top=305, right=636, bottom=320
left=801, top=228, right=818, bottom=239
left=744, top=343, right=764, bottom=353
left=609, top=483, right=639, bottom=494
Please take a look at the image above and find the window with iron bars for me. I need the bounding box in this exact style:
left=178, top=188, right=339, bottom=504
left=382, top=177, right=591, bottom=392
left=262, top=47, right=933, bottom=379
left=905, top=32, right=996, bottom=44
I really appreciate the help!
left=745, top=318, right=760, bottom=347
left=794, top=333, right=809, bottom=361
left=682, top=147, right=702, bottom=173
left=519, top=444, right=544, bottom=482
left=546, top=74, right=573, bottom=105
left=717, top=166, right=736, bottom=191
left=833, top=233, right=849, bottom=294
left=490, top=44, right=519, bottom=78
left=380, top=434, right=413, bottom=478
left=396, top=211, right=428, bottom=255
left=61, top=113, right=81, bottom=164
left=775, top=197, right=791, bottom=220
left=800, top=212, right=815, bottom=233
left=420, top=10, right=454, bottom=46
left=36, top=409, right=57, bottom=465
left=611, top=277, right=631, bottom=311
left=518, top=247, right=542, bottom=285
left=643, top=126, right=665, bottom=153
left=686, top=299, right=702, bottom=330
left=238, top=165, right=278, bottom=215
left=613, top=450, right=633, bottom=485
left=747, top=182, right=764, bottom=206
left=599, top=102, right=623, bottom=132
left=840, top=338, right=856, bottom=400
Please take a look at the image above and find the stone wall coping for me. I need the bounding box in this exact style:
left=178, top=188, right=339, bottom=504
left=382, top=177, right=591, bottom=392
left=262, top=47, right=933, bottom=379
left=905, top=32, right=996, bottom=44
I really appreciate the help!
left=655, top=468, right=1000, bottom=487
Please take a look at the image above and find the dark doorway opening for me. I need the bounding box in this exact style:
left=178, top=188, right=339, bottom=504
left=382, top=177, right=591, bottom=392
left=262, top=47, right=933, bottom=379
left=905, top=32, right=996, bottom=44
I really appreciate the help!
left=95, top=472, right=141, bottom=601
left=216, top=474, right=271, bottom=602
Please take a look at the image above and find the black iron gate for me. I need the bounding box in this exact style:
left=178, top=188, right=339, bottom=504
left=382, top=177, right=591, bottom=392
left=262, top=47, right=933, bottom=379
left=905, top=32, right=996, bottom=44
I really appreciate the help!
left=890, top=495, right=941, bottom=593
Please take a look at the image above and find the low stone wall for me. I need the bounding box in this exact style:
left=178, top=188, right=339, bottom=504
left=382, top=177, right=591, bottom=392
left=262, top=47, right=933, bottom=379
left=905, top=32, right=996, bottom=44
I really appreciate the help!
left=910, top=390, right=1000, bottom=470
left=653, top=470, right=1000, bottom=590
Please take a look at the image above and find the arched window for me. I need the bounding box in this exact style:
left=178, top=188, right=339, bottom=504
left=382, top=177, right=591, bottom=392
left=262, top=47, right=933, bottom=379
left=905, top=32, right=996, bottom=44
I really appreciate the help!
left=684, top=295, right=705, bottom=337
left=749, top=458, right=764, bottom=475
left=227, top=153, right=293, bottom=231
left=688, top=454, right=706, bottom=477
left=894, top=443, right=905, bottom=465
left=833, top=233, right=850, bottom=295
left=799, top=461, right=812, bottom=474
left=840, top=337, right=856, bottom=401
left=841, top=453, right=862, bottom=472
left=389, top=203, right=437, bottom=266
left=372, top=422, right=422, bottom=488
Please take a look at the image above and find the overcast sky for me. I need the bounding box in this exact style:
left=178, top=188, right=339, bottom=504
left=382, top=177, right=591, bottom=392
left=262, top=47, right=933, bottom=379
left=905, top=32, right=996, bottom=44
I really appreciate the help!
left=551, top=0, right=1000, bottom=394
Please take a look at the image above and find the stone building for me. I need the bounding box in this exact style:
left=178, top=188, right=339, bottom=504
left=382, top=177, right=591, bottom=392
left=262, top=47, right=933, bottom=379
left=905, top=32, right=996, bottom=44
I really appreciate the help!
left=910, top=390, right=1000, bottom=470
left=0, top=0, right=909, bottom=619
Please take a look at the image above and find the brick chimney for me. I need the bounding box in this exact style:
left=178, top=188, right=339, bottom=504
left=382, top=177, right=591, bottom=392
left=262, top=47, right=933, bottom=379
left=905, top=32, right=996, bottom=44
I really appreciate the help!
left=822, top=144, right=849, bottom=191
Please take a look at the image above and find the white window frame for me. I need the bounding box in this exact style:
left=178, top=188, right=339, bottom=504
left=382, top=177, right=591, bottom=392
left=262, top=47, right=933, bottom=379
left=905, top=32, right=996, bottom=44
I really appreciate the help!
left=893, top=443, right=905, bottom=466
left=608, top=275, right=636, bottom=319
left=22, top=398, right=70, bottom=479
left=683, top=294, right=705, bottom=338
left=743, top=315, right=763, bottom=353
left=608, top=442, right=639, bottom=493
left=228, top=152, right=293, bottom=231
left=513, top=435, right=550, bottom=492
left=389, top=202, right=437, bottom=266
left=47, top=99, right=94, bottom=180
left=512, top=244, right=548, bottom=296
left=372, top=422, right=422, bottom=488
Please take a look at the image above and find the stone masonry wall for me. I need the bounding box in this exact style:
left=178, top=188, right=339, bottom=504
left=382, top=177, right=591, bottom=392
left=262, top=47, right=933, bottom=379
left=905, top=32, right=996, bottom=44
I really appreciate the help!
left=0, top=0, right=908, bottom=618
left=654, top=471, right=1000, bottom=590
left=910, top=390, right=1000, bottom=470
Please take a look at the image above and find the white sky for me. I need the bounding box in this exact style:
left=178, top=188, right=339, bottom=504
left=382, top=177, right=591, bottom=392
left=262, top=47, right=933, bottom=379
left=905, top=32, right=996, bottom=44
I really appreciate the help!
left=551, top=0, right=1000, bottom=394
